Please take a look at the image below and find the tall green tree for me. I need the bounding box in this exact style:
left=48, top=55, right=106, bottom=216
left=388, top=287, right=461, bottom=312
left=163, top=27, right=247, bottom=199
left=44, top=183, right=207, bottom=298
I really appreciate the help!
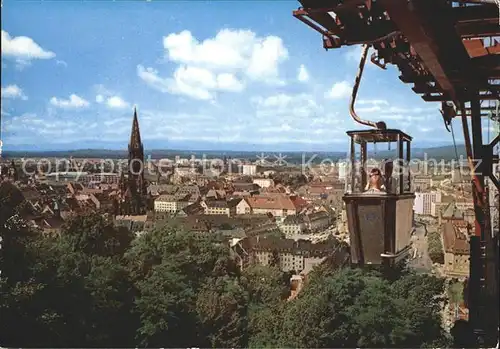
left=61, top=212, right=133, bottom=257
left=275, top=268, right=447, bottom=348
left=1, top=194, right=451, bottom=349
left=196, top=276, right=248, bottom=348
left=241, top=265, right=289, bottom=348
left=126, top=229, right=241, bottom=347
left=1, top=210, right=137, bottom=347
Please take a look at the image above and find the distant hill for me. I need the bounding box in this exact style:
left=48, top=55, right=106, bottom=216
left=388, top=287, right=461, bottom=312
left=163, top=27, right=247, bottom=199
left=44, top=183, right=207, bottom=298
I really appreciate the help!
left=410, top=145, right=466, bottom=159
left=3, top=144, right=467, bottom=162
left=367, top=144, right=466, bottom=160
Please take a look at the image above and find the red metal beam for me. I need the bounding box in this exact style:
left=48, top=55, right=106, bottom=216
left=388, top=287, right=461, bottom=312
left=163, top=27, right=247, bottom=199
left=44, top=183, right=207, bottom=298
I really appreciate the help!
left=463, top=38, right=488, bottom=57
left=422, top=92, right=499, bottom=101
left=451, top=4, right=498, bottom=23
left=457, top=21, right=500, bottom=38
left=293, top=9, right=342, bottom=47
left=413, top=84, right=500, bottom=94
left=468, top=95, right=495, bottom=344
left=379, top=0, right=460, bottom=103
left=471, top=54, right=500, bottom=71
left=399, top=75, right=434, bottom=84
left=302, top=0, right=368, bottom=14
left=461, top=105, right=499, bottom=113
left=296, top=8, right=342, bottom=35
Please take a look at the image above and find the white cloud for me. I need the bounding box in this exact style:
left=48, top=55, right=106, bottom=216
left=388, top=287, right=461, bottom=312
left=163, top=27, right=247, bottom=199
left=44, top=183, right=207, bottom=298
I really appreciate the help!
left=1, top=84, right=27, bottom=100
left=216, top=73, right=244, bottom=92
left=343, top=46, right=381, bottom=70
left=106, top=96, right=130, bottom=109
left=357, top=99, right=389, bottom=105
left=163, top=29, right=288, bottom=81
left=297, top=64, right=310, bottom=82
left=387, top=106, right=435, bottom=114
left=137, top=64, right=244, bottom=100
left=245, top=35, right=288, bottom=83
left=1, top=30, right=55, bottom=67
left=3, top=100, right=442, bottom=148
left=258, top=123, right=293, bottom=133
left=96, top=94, right=130, bottom=109
left=95, top=84, right=113, bottom=96
left=326, top=81, right=352, bottom=99
left=252, top=93, right=323, bottom=119
left=3, top=113, right=95, bottom=144
left=94, top=85, right=131, bottom=109
left=137, top=65, right=171, bottom=92
left=50, top=94, right=89, bottom=109
left=250, top=92, right=338, bottom=139
left=139, top=29, right=288, bottom=100
left=253, top=93, right=295, bottom=108
left=356, top=105, right=382, bottom=113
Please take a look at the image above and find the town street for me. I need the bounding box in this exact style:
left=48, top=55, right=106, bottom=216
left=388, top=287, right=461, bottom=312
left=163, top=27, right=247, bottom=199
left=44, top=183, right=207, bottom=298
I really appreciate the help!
left=409, top=221, right=433, bottom=272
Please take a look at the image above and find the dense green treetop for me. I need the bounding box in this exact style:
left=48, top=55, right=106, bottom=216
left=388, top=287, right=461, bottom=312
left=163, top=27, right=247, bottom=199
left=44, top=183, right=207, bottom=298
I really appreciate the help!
left=0, top=187, right=451, bottom=348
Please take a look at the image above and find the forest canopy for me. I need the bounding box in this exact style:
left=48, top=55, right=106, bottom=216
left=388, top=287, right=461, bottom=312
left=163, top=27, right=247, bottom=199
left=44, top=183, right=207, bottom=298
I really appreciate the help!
left=0, top=187, right=450, bottom=348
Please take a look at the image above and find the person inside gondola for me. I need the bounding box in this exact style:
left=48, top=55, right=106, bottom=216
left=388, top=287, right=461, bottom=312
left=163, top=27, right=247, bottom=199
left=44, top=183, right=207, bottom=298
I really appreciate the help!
left=364, top=168, right=386, bottom=193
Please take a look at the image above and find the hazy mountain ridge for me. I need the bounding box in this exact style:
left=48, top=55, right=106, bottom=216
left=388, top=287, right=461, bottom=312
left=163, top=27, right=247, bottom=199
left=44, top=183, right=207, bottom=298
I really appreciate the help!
left=3, top=144, right=467, bottom=162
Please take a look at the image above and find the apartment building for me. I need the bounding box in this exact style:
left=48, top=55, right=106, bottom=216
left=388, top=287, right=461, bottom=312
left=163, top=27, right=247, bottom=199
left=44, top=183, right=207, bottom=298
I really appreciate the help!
left=280, top=211, right=332, bottom=239
left=280, top=215, right=307, bottom=237
left=154, top=193, right=191, bottom=213
left=431, top=201, right=449, bottom=218
left=253, top=178, right=274, bottom=188
left=246, top=194, right=297, bottom=217
left=241, top=164, right=257, bottom=176
left=80, top=172, right=121, bottom=185
left=235, top=198, right=251, bottom=215
left=442, top=221, right=470, bottom=277
left=307, top=211, right=331, bottom=231
left=413, top=191, right=442, bottom=215
left=413, top=175, right=433, bottom=192
left=230, top=236, right=346, bottom=273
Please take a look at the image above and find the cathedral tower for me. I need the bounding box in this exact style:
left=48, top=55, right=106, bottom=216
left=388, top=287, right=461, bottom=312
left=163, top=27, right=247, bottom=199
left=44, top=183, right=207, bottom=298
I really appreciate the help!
left=118, top=107, right=147, bottom=215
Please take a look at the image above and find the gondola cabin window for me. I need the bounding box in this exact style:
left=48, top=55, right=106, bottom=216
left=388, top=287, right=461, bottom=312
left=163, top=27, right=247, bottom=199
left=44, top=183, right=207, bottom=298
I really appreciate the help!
left=342, top=129, right=415, bottom=266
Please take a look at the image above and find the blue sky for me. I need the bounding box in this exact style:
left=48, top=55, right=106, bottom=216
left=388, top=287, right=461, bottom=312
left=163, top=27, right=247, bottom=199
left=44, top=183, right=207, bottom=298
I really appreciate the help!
left=0, top=0, right=492, bottom=151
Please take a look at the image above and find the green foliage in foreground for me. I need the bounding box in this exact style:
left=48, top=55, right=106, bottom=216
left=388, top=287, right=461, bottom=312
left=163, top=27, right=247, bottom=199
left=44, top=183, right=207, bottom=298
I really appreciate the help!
left=447, top=281, right=464, bottom=304
left=1, top=186, right=451, bottom=348
left=428, top=230, right=445, bottom=264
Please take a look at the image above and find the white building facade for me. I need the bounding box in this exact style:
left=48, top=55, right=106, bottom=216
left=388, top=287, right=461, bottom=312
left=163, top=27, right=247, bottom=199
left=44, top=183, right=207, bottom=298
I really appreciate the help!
left=241, top=164, right=257, bottom=176
left=413, top=191, right=442, bottom=215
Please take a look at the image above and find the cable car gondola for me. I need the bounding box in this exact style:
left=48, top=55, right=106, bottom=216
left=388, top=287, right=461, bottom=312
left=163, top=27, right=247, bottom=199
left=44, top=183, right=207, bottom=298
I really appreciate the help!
left=342, top=45, right=415, bottom=266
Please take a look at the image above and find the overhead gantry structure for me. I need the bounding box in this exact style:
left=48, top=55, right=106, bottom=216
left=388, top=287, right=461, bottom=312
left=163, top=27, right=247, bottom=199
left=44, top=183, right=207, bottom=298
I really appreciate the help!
left=292, top=0, right=499, bottom=347
left=294, top=0, right=498, bottom=103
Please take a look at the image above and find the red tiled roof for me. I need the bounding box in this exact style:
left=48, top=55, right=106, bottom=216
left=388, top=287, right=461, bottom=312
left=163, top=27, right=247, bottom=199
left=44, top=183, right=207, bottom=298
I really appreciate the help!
left=442, top=222, right=470, bottom=255
left=290, top=195, right=308, bottom=211
left=246, top=194, right=296, bottom=211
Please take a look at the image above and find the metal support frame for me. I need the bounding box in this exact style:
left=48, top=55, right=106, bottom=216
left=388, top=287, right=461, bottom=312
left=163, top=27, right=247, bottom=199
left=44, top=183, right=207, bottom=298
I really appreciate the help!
left=468, top=95, right=499, bottom=346
left=398, top=134, right=404, bottom=194
left=292, top=9, right=341, bottom=49
left=292, top=1, right=499, bottom=344
left=406, top=141, right=411, bottom=191
left=361, top=142, right=367, bottom=190
left=350, top=137, right=355, bottom=192
left=483, top=134, right=500, bottom=190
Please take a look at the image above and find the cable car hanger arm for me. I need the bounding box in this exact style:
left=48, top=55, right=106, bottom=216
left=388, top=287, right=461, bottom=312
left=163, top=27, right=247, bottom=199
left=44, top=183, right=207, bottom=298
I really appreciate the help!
left=349, top=44, right=387, bottom=130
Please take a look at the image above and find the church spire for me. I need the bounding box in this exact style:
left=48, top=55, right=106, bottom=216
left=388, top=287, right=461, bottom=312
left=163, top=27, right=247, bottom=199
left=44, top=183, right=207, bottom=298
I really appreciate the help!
left=119, top=106, right=148, bottom=216
left=130, top=107, right=142, bottom=149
